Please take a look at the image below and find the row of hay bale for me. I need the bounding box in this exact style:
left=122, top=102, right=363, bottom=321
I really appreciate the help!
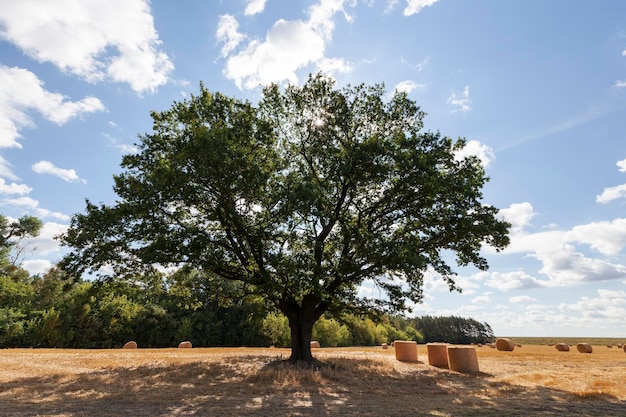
left=555, top=342, right=626, bottom=353
left=392, top=340, right=480, bottom=373
left=123, top=341, right=192, bottom=349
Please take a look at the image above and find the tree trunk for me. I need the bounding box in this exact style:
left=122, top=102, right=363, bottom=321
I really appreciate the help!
left=278, top=294, right=325, bottom=364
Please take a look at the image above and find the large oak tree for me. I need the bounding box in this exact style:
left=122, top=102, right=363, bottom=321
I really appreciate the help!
left=59, top=74, right=510, bottom=363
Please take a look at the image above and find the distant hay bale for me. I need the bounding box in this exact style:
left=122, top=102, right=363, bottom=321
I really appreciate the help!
left=123, top=341, right=137, bottom=349
left=488, top=343, right=496, bottom=349
left=576, top=343, right=593, bottom=354
left=555, top=343, right=570, bottom=352
left=426, top=343, right=449, bottom=368
left=616, top=343, right=623, bottom=348
left=515, top=344, right=522, bottom=348
left=495, top=338, right=515, bottom=352
left=178, top=341, right=192, bottom=349
left=310, top=341, right=321, bottom=349
left=447, top=346, right=480, bottom=373
left=381, top=343, right=389, bottom=350
left=394, top=340, right=418, bottom=362
left=607, top=344, right=613, bottom=348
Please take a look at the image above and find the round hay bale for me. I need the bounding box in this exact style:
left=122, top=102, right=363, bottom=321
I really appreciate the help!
left=623, top=344, right=626, bottom=353
left=616, top=343, right=623, bottom=349
left=394, top=340, right=418, bottom=362
left=381, top=343, right=389, bottom=350
left=495, top=338, right=515, bottom=352
left=576, top=343, right=593, bottom=353
left=310, top=341, right=321, bottom=349
left=555, top=343, right=570, bottom=352
left=178, top=341, right=192, bottom=348
left=447, top=346, right=480, bottom=373
left=123, top=341, right=137, bottom=349
left=426, top=343, right=449, bottom=368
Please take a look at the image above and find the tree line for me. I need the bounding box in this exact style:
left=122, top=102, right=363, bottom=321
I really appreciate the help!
left=0, top=264, right=493, bottom=348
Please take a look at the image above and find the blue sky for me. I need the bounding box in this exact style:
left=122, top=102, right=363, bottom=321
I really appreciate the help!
left=1, top=0, right=626, bottom=337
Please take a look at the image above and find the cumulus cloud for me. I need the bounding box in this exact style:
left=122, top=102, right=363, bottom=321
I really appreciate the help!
left=559, top=289, right=626, bottom=321
left=566, top=219, right=626, bottom=256
left=0, top=0, right=173, bottom=93
left=597, top=158, right=626, bottom=203
left=20, top=221, right=68, bottom=256
left=32, top=161, right=86, bottom=184
left=0, top=179, right=32, bottom=195
left=216, top=14, right=246, bottom=57
left=454, top=140, right=494, bottom=168
left=0, top=66, right=105, bottom=149
left=488, top=202, right=626, bottom=288
left=218, top=0, right=354, bottom=89
left=403, top=0, right=440, bottom=16
left=394, top=80, right=425, bottom=95
left=1, top=197, right=70, bottom=221
left=508, top=295, right=537, bottom=303
left=486, top=271, right=546, bottom=291
left=447, top=86, right=471, bottom=113
left=597, top=184, right=626, bottom=204
left=498, top=202, right=535, bottom=233
left=245, top=0, right=267, bottom=16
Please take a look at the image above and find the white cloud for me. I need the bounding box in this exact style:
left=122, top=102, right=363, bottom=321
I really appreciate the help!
left=415, top=56, right=430, bottom=72
left=216, top=14, right=246, bottom=57
left=508, top=295, right=536, bottom=303
left=498, top=202, right=535, bottom=233
left=245, top=0, right=267, bottom=16
left=394, top=80, right=425, bottom=95
left=454, top=140, right=494, bottom=168
left=0, top=0, right=173, bottom=94
left=447, top=86, right=471, bottom=113
left=32, top=160, right=86, bottom=184
left=614, top=80, right=626, bottom=88
left=219, top=0, right=355, bottom=89
left=223, top=19, right=326, bottom=89
left=1, top=197, right=70, bottom=221
left=0, top=179, right=32, bottom=195
left=0, top=156, right=19, bottom=180
left=19, top=221, right=68, bottom=256
left=489, top=202, right=626, bottom=287
left=0, top=66, right=105, bottom=149
left=597, top=184, right=626, bottom=203
left=566, top=219, right=626, bottom=256
left=559, top=289, right=626, bottom=321
left=316, top=57, right=353, bottom=75
left=403, top=0, right=440, bottom=16
left=21, top=259, right=55, bottom=276
left=486, top=271, right=545, bottom=291
left=471, top=294, right=490, bottom=304
left=596, top=158, right=626, bottom=203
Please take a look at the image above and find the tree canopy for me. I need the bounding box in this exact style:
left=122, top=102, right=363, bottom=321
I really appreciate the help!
left=59, top=74, right=510, bottom=363
left=0, top=214, right=42, bottom=272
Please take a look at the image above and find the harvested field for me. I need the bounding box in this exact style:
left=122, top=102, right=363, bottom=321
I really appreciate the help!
left=0, top=345, right=625, bottom=416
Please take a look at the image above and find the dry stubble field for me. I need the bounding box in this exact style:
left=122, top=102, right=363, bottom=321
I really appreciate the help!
left=0, top=344, right=625, bottom=416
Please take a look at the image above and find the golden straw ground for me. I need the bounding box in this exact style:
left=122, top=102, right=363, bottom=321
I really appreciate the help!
left=0, top=345, right=624, bottom=416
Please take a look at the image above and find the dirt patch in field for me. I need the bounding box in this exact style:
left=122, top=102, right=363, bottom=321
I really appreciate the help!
left=0, top=346, right=624, bottom=416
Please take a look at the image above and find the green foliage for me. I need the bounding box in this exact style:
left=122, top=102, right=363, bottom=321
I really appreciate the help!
left=261, top=312, right=290, bottom=347
left=58, top=74, right=509, bottom=360
left=313, top=316, right=351, bottom=347
left=411, top=315, right=494, bottom=344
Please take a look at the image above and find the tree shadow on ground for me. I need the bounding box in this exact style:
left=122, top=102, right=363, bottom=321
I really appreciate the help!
left=1, top=355, right=624, bottom=417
